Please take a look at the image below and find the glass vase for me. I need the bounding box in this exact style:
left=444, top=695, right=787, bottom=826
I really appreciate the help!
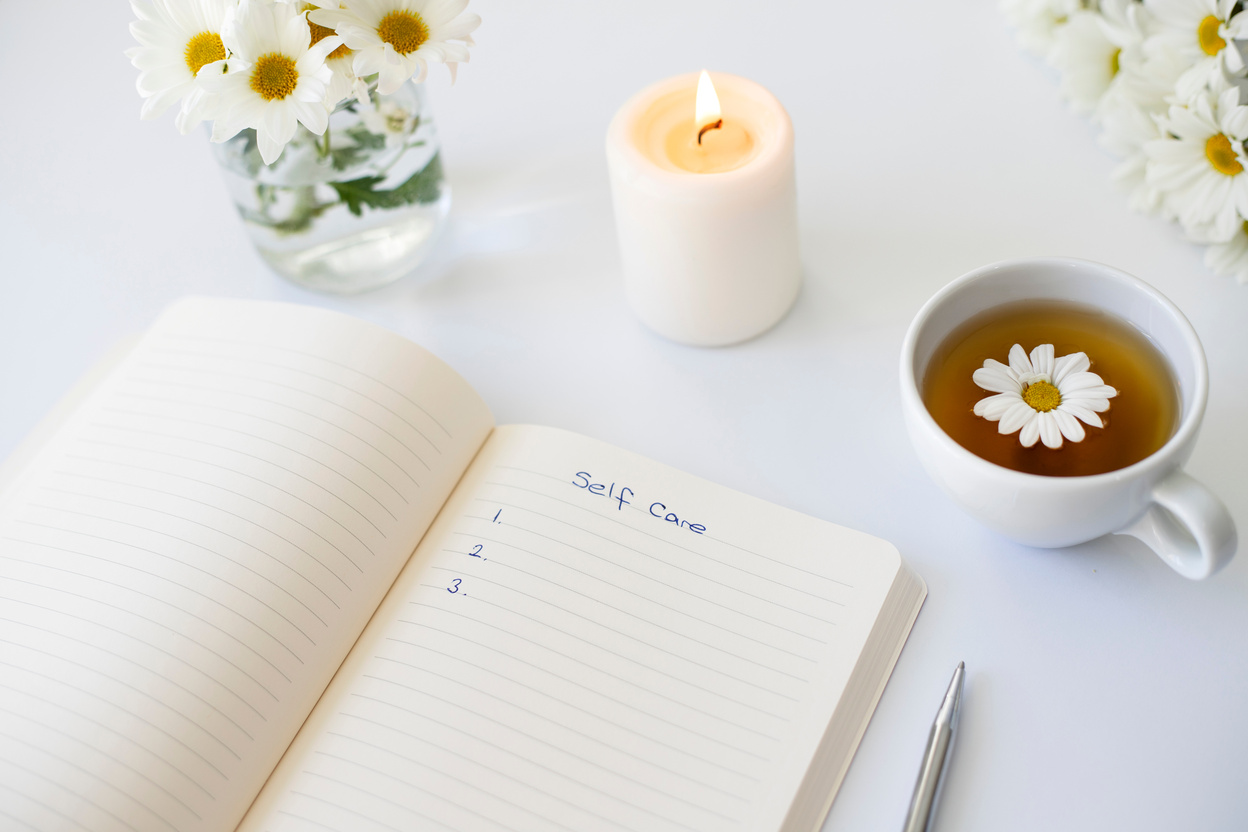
left=211, top=80, right=450, bottom=294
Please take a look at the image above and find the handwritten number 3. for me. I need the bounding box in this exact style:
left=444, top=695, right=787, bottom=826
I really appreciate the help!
left=448, top=578, right=462, bottom=594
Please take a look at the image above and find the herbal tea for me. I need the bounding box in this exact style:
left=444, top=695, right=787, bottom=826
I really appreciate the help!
left=922, top=300, right=1180, bottom=476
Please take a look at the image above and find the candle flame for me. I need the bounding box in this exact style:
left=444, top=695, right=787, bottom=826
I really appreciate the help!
left=695, top=70, right=722, bottom=142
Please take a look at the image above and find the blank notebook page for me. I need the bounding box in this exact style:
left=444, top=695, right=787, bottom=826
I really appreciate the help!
left=241, top=424, right=904, bottom=832
left=0, top=299, right=493, bottom=832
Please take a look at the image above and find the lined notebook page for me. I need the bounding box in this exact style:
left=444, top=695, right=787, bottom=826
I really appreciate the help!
left=0, top=299, right=493, bottom=832
left=241, top=424, right=904, bottom=832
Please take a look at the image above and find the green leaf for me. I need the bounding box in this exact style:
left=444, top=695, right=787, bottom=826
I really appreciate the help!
left=330, top=143, right=368, bottom=171
left=330, top=153, right=444, bottom=217
left=345, top=123, right=388, bottom=150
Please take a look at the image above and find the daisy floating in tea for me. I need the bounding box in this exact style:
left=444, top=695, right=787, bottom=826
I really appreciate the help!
left=971, top=344, right=1118, bottom=449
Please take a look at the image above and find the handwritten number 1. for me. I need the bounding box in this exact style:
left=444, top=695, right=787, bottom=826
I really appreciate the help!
left=447, top=578, right=462, bottom=594
left=492, top=509, right=502, bottom=523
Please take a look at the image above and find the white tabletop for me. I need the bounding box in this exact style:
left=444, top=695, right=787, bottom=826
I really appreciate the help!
left=3, top=1, right=1247, bottom=830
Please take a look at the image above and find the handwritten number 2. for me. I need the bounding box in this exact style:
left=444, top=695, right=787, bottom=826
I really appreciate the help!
left=468, top=544, right=484, bottom=559
left=447, top=578, right=462, bottom=594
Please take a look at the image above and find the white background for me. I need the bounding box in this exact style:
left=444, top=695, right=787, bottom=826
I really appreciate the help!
left=2, top=1, right=1247, bottom=830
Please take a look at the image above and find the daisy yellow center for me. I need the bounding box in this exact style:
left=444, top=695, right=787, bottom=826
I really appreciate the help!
left=308, top=18, right=351, bottom=61
left=250, top=53, right=299, bottom=101
left=1205, top=133, right=1243, bottom=176
left=1022, top=380, right=1061, bottom=412
left=184, top=31, right=226, bottom=76
left=1198, top=15, right=1226, bottom=56
left=377, top=10, right=430, bottom=55
left=1110, top=48, right=1121, bottom=78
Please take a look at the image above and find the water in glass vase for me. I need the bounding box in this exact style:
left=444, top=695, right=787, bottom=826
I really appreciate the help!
left=212, top=80, right=450, bottom=294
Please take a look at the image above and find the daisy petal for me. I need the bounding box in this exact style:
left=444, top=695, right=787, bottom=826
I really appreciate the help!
left=1019, top=414, right=1042, bottom=447
left=1030, top=343, right=1055, bottom=377
left=1063, top=385, right=1118, bottom=401
left=999, top=401, right=1037, bottom=435
left=1059, top=401, right=1104, bottom=427
left=1053, top=410, right=1086, bottom=443
left=1051, top=352, right=1089, bottom=385
left=973, top=364, right=1022, bottom=394
left=1008, top=344, right=1033, bottom=377
left=974, top=392, right=1022, bottom=420
left=1059, top=372, right=1116, bottom=392
left=1038, top=412, right=1063, bottom=449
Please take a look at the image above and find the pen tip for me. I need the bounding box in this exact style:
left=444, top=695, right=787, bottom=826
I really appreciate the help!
left=957, top=661, right=965, bottom=670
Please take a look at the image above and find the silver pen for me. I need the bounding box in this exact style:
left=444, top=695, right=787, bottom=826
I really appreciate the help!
left=901, top=662, right=965, bottom=832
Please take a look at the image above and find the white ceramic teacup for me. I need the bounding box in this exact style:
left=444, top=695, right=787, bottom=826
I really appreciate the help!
left=900, top=257, right=1237, bottom=579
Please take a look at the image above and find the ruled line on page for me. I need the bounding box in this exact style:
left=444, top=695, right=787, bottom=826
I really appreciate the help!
left=469, top=500, right=833, bottom=637
left=93, top=417, right=400, bottom=522
left=0, top=587, right=275, bottom=711
left=372, top=646, right=753, bottom=798
left=125, top=373, right=434, bottom=472
left=347, top=687, right=731, bottom=828
left=46, top=475, right=353, bottom=594
left=106, top=395, right=417, bottom=500
left=68, top=444, right=382, bottom=552
left=60, top=463, right=369, bottom=574
left=0, top=623, right=255, bottom=746
left=7, top=528, right=314, bottom=657
left=428, top=566, right=802, bottom=703
left=152, top=338, right=456, bottom=442
left=0, top=701, right=208, bottom=815
left=0, top=551, right=294, bottom=680
left=454, top=592, right=790, bottom=721
left=398, top=615, right=768, bottom=768
left=481, top=483, right=849, bottom=608
left=318, top=736, right=617, bottom=832
left=139, top=354, right=449, bottom=461
left=0, top=772, right=131, bottom=832
left=0, top=689, right=214, bottom=804
left=33, top=490, right=342, bottom=617
left=409, top=598, right=778, bottom=748
left=283, top=786, right=447, bottom=832
left=0, top=648, right=234, bottom=776
left=0, top=726, right=180, bottom=832
left=496, top=464, right=856, bottom=588
left=275, top=809, right=367, bottom=832
left=445, top=536, right=818, bottom=668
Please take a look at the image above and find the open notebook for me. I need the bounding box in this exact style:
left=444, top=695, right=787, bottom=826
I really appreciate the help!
left=0, top=298, right=925, bottom=832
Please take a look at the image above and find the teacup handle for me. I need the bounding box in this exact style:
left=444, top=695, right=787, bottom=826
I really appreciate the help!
left=1116, top=470, right=1237, bottom=580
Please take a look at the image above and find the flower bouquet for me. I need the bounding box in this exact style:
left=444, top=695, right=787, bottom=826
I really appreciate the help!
left=127, top=0, right=480, bottom=292
left=1003, top=0, right=1248, bottom=282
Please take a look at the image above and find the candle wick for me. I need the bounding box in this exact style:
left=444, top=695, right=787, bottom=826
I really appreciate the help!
left=697, top=119, right=723, bottom=146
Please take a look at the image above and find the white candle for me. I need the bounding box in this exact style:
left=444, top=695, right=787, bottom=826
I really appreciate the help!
left=606, top=71, right=800, bottom=347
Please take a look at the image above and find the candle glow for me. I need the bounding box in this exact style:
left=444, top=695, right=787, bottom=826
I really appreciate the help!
left=695, top=70, right=723, bottom=144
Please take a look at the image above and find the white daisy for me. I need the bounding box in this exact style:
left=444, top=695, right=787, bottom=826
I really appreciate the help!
left=125, top=0, right=234, bottom=133
left=1144, top=0, right=1248, bottom=102
left=309, top=0, right=481, bottom=96
left=973, top=344, right=1118, bottom=450
left=1050, top=8, right=1123, bottom=115
left=1001, top=0, right=1082, bottom=60
left=1063, top=0, right=1158, bottom=118
left=1098, top=36, right=1188, bottom=215
left=360, top=93, right=419, bottom=147
left=1144, top=83, right=1248, bottom=240
left=201, top=0, right=343, bottom=165
left=1100, top=98, right=1169, bottom=214
left=301, top=2, right=371, bottom=106
left=1202, top=220, right=1248, bottom=281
